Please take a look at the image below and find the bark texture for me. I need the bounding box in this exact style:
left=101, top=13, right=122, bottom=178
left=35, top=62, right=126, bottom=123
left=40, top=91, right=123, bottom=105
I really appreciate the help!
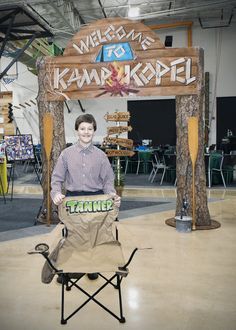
left=175, top=48, right=211, bottom=227
left=36, top=57, right=66, bottom=223
left=175, top=94, right=211, bottom=226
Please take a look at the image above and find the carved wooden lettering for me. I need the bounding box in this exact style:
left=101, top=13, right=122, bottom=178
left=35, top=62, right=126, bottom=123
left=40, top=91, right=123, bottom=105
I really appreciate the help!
left=106, top=149, right=135, bottom=157
left=104, top=137, right=133, bottom=148
left=45, top=18, right=200, bottom=101
left=107, top=126, right=132, bottom=135
left=104, top=112, right=130, bottom=122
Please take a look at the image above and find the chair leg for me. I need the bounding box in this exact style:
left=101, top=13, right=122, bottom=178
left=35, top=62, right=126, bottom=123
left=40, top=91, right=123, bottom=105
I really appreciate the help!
left=148, top=169, right=154, bottom=181
left=160, top=168, right=166, bottom=185
left=136, top=161, right=140, bottom=175
left=151, top=169, right=158, bottom=183
left=61, top=276, right=66, bottom=324
left=221, top=171, right=226, bottom=188
left=124, top=160, right=128, bottom=175
left=117, top=275, right=126, bottom=323
left=209, top=170, right=212, bottom=188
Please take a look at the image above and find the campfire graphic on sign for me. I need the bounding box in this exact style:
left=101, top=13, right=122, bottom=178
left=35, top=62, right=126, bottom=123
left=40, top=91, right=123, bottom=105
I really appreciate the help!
left=96, top=61, right=139, bottom=97
left=95, top=42, right=139, bottom=97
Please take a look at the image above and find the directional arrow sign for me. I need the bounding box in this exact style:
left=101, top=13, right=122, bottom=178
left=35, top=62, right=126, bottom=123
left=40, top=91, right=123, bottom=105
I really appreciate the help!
left=104, top=137, right=133, bottom=149
left=106, top=149, right=135, bottom=157
left=107, top=125, right=132, bottom=135
left=104, top=112, right=130, bottom=122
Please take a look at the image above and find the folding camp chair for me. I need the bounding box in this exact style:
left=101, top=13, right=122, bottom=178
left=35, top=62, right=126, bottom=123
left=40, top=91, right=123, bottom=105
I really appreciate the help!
left=28, top=194, right=138, bottom=325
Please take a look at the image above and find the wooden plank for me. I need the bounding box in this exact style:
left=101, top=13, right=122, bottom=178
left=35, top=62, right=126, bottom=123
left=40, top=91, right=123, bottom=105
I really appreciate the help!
left=107, top=126, right=132, bottom=135
left=46, top=49, right=199, bottom=67
left=104, top=112, right=130, bottom=122
left=45, top=66, right=198, bottom=90
left=45, top=76, right=197, bottom=95
left=0, top=91, right=12, bottom=98
left=64, top=18, right=164, bottom=56
left=104, top=137, right=133, bottom=148
left=0, top=92, right=14, bottom=135
left=65, top=38, right=164, bottom=57
left=106, top=149, right=135, bottom=157
left=46, top=84, right=199, bottom=101
left=0, top=98, right=12, bottom=105
left=45, top=68, right=199, bottom=99
left=45, top=56, right=198, bottom=100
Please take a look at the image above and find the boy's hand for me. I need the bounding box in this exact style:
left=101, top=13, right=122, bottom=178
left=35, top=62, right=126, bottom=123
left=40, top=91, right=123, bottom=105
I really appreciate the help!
left=110, top=193, right=121, bottom=208
left=52, top=192, right=65, bottom=205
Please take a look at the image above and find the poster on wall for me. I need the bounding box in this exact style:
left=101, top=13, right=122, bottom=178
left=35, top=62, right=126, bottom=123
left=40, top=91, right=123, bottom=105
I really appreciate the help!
left=4, top=134, right=35, bottom=161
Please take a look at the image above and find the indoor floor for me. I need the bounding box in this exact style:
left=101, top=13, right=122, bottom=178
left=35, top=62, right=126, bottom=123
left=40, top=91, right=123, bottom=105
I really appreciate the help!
left=0, top=172, right=236, bottom=330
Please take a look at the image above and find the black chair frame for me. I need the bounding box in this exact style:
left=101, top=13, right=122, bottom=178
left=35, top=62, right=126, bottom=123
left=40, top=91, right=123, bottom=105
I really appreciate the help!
left=29, top=243, right=138, bottom=325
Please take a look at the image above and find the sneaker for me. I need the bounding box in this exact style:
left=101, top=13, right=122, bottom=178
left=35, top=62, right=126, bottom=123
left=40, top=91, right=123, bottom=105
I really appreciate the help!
left=57, top=274, right=63, bottom=284
left=87, top=273, right=98, bottom=280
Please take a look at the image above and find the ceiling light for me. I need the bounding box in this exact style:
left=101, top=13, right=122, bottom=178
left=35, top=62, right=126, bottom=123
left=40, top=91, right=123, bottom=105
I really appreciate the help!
left=128, top=7, right=140, bottom=18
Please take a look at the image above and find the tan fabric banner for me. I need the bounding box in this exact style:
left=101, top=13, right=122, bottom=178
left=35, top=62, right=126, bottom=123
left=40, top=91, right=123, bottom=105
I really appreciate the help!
left=42, top=195, right=125, bottom=283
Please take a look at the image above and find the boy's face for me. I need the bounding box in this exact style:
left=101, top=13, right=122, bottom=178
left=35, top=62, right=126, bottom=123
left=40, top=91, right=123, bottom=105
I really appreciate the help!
left=77, top=122, right=95, bottom=146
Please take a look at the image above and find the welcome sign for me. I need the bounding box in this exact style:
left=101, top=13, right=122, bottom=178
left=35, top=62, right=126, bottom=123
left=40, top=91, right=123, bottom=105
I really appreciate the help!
left=45, top=18, right=201, bottom=101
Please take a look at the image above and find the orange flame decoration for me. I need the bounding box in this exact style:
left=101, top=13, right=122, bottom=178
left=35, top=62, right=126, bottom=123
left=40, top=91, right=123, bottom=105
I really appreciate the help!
left=96, top=62, right=139, bottom=97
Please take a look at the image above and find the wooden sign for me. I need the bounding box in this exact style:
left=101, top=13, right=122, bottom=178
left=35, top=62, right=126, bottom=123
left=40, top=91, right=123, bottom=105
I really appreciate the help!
left=0, top=91, right=14, bottom=136
left=106, top=149, right=135, bottom=157
left=104, top=136, right=133, bottom=148
left=107, top=125, right=132, bottom=135
left=104, top=111, right=130, bottom=122
left=44, top=18, right=201, bottom=101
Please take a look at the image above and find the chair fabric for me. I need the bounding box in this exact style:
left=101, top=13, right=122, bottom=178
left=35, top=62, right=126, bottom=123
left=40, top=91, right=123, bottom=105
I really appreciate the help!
left=41, top=194, right=125, bottom=283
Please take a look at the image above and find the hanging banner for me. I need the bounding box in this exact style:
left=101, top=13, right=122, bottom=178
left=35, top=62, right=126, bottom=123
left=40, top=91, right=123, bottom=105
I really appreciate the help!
left=44, top=18, right=201, bottom=101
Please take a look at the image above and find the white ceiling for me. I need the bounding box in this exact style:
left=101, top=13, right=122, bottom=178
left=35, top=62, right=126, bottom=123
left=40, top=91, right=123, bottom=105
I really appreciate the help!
left=0, top=0, right=236, bottom=48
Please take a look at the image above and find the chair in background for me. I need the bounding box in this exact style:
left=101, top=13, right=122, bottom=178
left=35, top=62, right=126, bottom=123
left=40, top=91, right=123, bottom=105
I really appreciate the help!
left=222, top=152, right=235, bottom=185
left=136, top=151, right=152, bottom=175
left=125, top=152, right=142, bottom=174
left=148, top=152, right=167, bottom=184
left=162, top=153, right=177, bottom=186
left=209, top=152, right=226, bottom=188
left=22, top=144, right=42, bottom=184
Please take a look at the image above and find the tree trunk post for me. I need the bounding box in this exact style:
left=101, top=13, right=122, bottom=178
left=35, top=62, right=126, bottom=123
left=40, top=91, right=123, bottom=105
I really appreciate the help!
left=175, top=48, right=211, bottom=227
left=36, top=57, right=66, bottom=223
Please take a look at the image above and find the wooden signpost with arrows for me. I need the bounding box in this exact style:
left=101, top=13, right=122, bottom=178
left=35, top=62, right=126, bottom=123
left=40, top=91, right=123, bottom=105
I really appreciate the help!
left=104, top=111, right=134, bottom=192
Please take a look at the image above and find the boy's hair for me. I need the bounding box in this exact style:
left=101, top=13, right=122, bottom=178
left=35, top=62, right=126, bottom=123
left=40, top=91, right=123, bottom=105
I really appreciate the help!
left=74, top=114, right=97, bottom=131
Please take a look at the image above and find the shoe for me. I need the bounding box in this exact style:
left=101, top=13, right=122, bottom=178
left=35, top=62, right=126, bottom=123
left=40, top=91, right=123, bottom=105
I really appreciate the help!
left=57, top=273, right=84, bottom=284
left=57, top=274, right=63, bottom=284
left=69, top=273, right=84, bottom=280
left=87, top=273, right=98, bottom=280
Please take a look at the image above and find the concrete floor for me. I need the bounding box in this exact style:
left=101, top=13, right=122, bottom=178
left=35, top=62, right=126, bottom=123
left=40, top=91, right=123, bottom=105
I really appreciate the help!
left=0, top=183, right=236, bottom=330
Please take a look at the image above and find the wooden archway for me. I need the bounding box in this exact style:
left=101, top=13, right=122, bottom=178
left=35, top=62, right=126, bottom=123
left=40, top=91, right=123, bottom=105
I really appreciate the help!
left=36, top=17, right=213, bottom=228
